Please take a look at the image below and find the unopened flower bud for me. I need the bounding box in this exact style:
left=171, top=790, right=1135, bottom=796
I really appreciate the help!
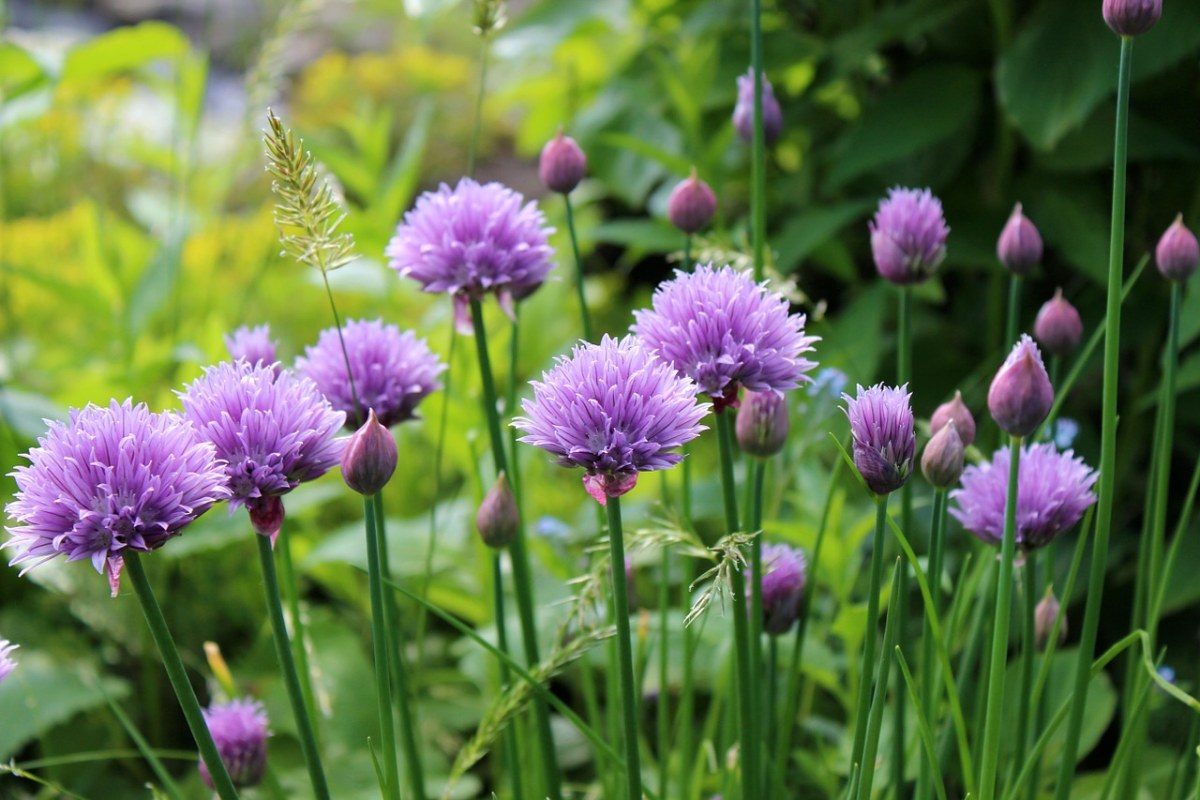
left=922, top=420, right=965, bottom=489
left=751, top=544, right=807, bottom=635
left=340, top=409, right=397, bottom=496
left=248, top=495, right=285, bottom=546
left=988, top=335, right=1053, bottom=438
left=667, top=168, right=716, bottom=234
left=732, top=69, right=783, bottom=145
left=736, top=390, right=789, bottom=457
left=1102, top=0, right=1161, bottom=37
left=1155, top=214, right=1199, bottom=282
left=930, top=390, right=976, bottom=448
left=997, top=202, right=1043, bottom=275
left=1035, top=588, right=1067, bottom=651
left=1033, top=289, right=1083, bottom=357
left=538, top=129, right=587, bottom=194
left=199, top=699, right=269, bottom=789
left=476, top=472, right=519, bottom=549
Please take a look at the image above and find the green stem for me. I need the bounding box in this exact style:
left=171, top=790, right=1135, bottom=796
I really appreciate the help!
left=362, top=498, right=401, bottom=800
left=467, top=39, right=489, bottom=178
left=715, top=410, right=759, bottom=800
left=895, top=285, right=913, bottom=798
left=494, top=553, right=526, bottom=800
left=606, top=497, right=644, bottom=800
left=750, top=0, right=766, bottom=283
left=917, top=488, right=948, bottom=800
left=657, top=544, right=670, bottom=800
left=468, top=296, right=562, bottom=800
left=850, top=499, right=890, bottom=786
left=678, top=556, right=696, bottom=800
left=683, top=233, right=693, bottom=273
left=564, top=194, right=592, bottom=341
left=373, top=493, right=426, bottom=800
left=749, top=459, right=766, bottom=787
left=123, top=554, right=237, bottom=800
left=252, top=538, right=330, bottom=800
left=275, top=527, right=319, bottom=745
left=856, top=564, right=902, bottom=800
left=1146, top=281, right=1180, bottom=646
left=1012, top=549, right=1038, bottom=792
left=979, top=435, right=1022, bottom=800
left=1005, top=274, right=1022, bottom=348
left=1054, top=36, right=1134, bottom=800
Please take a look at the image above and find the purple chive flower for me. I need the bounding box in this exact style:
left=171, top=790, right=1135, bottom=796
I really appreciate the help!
left=843, top=384, right=916, bottom=496
left=632, top=264, right=818, bottom=410
left=997, top=202, right=1043, bottom=275
left=225, top=324, right=278, bottom=369
left=1155, top=214, right=1199, bottom=282
left=513, top=335, right=710, bottom=504
left=179, top=361, right=345, bottom=542
left=988, top=335, right=1054, bottom=439
left=732, top=69, right=784, bottom=145
left=1033, top=289, right=1083, bottom=357
left=1102, top=0, right=1161, bottom=37
left=930, top=390, right=977, bottom=448
left=750, top=543, right=807, bottom=635
left=0, top=640, right=18, bottom=684
left=869, top=187, right=950, bottom=285
left=539, top=130, right=587, bottom=194
left=199, top=698, right=269, bottom=789
left=667, top=168, right=718, bottom=234
left=386, top=178, right=556, bottom=324
left=950, top=442, right=1098, bottom=550
left=4, top=400, right=228, bottom=596
left=296, top=318, right=444, bottom=429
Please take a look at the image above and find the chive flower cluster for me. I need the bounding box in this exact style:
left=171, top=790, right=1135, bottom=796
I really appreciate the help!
left=843, top=384, right=916, bottom=496
left=199, top=698, right=270, bottom=790
left=225, top=324, right=278, bottom=369
left=870, top=187, right=950, bottom=285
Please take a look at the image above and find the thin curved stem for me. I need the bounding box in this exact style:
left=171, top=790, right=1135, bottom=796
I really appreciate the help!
left=564, top=194, right=592, bottom=341
left=361, top=498, right=400, bottom=800
left=606, top=497, right=643, bottom=800
left=850, top=499, right=889, bottom=789
left=916, top=488, right=948, bottom=800
left=1011, top=549, right=1038, bottom=792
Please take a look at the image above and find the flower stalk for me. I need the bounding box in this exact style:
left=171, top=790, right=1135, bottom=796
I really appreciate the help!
left=563, top=195, right=592, bottom=341
left=605, top=497, right=643, bottom=800
left=916, top=487, right=948, bottom=800
left=850, top=498, right=890, bottom=785
left=750, top=0, right=766, bottom=283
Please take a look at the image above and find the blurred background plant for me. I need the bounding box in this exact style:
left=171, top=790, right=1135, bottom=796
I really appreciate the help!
left=1, top=0, right=1199, bottom=797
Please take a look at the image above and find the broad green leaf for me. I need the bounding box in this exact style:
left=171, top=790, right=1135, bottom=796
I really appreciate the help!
left=773, top=200, right=874, bottom=273
left=59, top=22, right=190, bottom=88
left=0, top=42, right=49, bottom=99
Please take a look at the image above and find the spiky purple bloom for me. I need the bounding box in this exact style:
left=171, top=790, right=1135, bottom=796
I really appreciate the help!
left=296, top=318, right=444, bottom=429
left=198, top=698, right=269, bottom=789
left=1102, top=0, right=1161, bottom=37
left=5, top=400, right=228, bottom=595
left=869, top=187, right=950, bottom=285
left=733, top=69, right=784, bottom=145
left=842, top=384, right=916, bottom=496
left=385, top=178, right=556, bottom=321
left=950, top=442, right=1098, bottom=550
left=179, top=361, right=345, bottom=540
left=513, top=335, right=709, bottom=504
left=988, top=335, right=1054, bottom=438
left=750, top=543, right=807, bottom=635
left=0, top=640, right=18, bottom=684
left=632, top=264, right=818, bottom=410
left=1156, top=214, right=1199, bottom=282
left=225, top=324, right=278, bottom=369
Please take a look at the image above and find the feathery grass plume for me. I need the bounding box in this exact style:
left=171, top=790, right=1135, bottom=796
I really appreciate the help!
left=264, top=109, right=357, bottom=274
left=684, top=531, right=760, bottom=627
left=244, top=0, right=323, bottom=128
left=442, top=625, right=615, bottom=798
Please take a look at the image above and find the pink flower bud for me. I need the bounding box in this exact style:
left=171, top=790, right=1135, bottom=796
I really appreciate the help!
left=667, top=168, right=716, bottom=234
left=1102, top=0, right=1161, bottom=37
left=997, top=202, right=1043, bottom=275
left=1035, top=588, right=1067, bottom=651
left=340, top=409, right=397, bottom=496
left=988, top=335, right=1053, bottom=438
left=476, top=472, right=519, bottom=549
left=538, top=129, right=587, bottom=194
left=248, top=495, right=285, bottom=547
left=1155, top=214, right=1199, bottom=282
left=922, top=420, right=965, bottom=489
left=736, top=390, right=789, bottom=457
left=930, top=390, right=976, bottom=448
left=1033, top=288, right=1083, bottom=357
left=732, top=69, right=784, bottom=145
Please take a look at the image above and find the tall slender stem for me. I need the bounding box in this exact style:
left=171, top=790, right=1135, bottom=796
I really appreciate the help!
left=1005, top=274, right=1022, bottom=348
left=749, top=459, right=766, bottom=787
left=850, top=498, right=889, bottom=786
left=564, top=195, right=592, bottom=341
left=275, top=524, right=319, bottom=743
left=683, top=233, right=693, bottom=273
left=1012, top=549, right=1038, bottom=789
left=750, top=0, right=766, bottom=283
left=494, top=553, right=526, bottom=800
left=361, top=498, right=401, bottom=800
left=605, top=497, right=643, bottom=800
left=124, top=553, right=242, bottom=800
left=917, top=488, right=948, bottom=800
left=252, top=538, right=331, bottom=800
left=678, top=555, right=696, bottom=800
left=467, top=39, right=490, bottom=178
left=895, top=285, right=913, bottom=797
left=855, top=565, right=902, bottom=800
left=469, top=296, right=562, bottom=799
left=979, top=435, right=1023, bottom=800
left=1054, top=36, right=1134, bottom=799
left=657, top=543, right=671, bottom=800
left=715, top=410, right=759, bottom=800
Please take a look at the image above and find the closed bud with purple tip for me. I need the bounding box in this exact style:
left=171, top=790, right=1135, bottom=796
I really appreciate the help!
left=747, top=543, right=807, bottom=635
left=199, top=698, right=269, bottom=789
left=843, top=383, right=916, bottom=496
left=539, top=129, right=587, bottom=194
left=733, top=69, right=784, bottom=145
left=1102, top=0, right=1161, bottom=37
left=667, top=168, right=717, bottom=234
left=1035, top=588, right=1067, bottom=651
left=930, top=390, right=976, bottom=448
left=997, top=203, right=1043, bottom=275
left=736, top=390, right=789, bottom=457
left=869, top=187, right=949, bottom=285
left=477, top=472, right=519, bottom=549
left=1156, top=214, right=1199, bottom=282
left=988, top=335, right=1053, bottom=438
left=341, top=409, right=397, bottom=496
left=0, top=640, right=18, bottom=684
left=1034, top=289, right=1083, bottom=357
left=922, top=420, right=965, bottom=489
